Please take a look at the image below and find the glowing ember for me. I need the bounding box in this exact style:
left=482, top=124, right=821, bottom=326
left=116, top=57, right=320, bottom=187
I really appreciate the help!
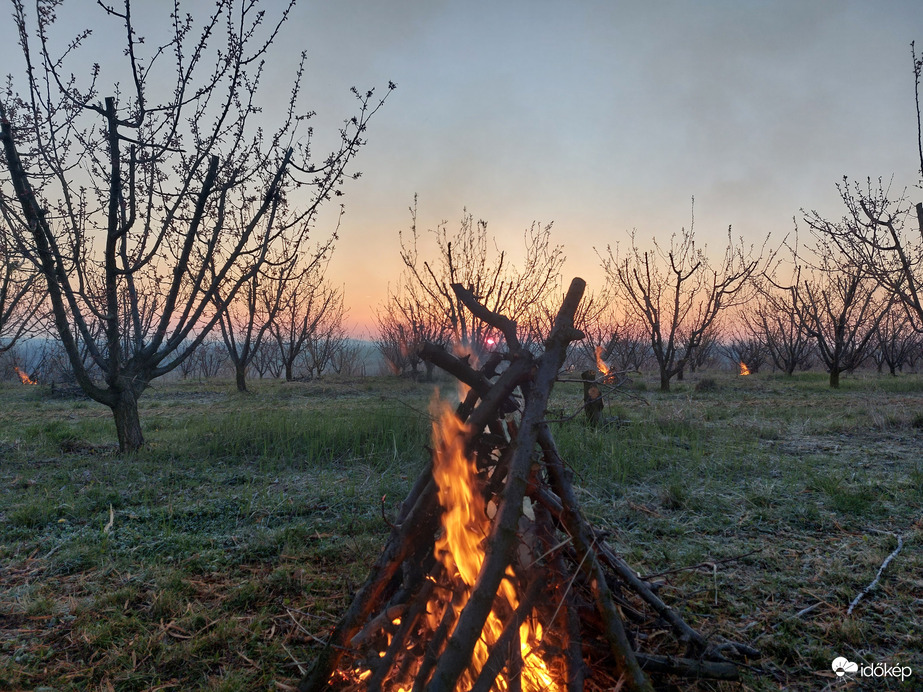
left=14, top=367, right=37, bottom=385
left=595, top=346, right=610, bottom=376
left=739, top=361, right=751, bottom=376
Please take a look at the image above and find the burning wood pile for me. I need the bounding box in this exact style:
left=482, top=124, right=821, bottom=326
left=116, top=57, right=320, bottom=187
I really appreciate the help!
left=299, top=278, right=755, bottom=691
left=13, top=366, right=37, bottom=385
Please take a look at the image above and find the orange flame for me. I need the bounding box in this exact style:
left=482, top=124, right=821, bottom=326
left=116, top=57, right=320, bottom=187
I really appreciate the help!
left=429, top=398, right=557, bottom=691
left=348, top=397, right=561, bottom=690
left=739, top=361, right=751, bottom=376
left=595, top=346, right=610, bottom=376
left=14, top=367, right=37, bottom=385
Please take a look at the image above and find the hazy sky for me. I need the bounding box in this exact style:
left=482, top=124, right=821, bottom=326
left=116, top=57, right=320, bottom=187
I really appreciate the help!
left=3, top=1, right=921, bottom=333
left=288, top=0, right=923, bottom=332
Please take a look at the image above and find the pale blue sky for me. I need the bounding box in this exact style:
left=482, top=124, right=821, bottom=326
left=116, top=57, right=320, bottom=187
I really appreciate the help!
left=3, top=1, right=921, bottom=330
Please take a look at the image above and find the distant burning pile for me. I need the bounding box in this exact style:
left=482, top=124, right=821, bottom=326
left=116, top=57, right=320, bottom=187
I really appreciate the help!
left=738, top=361, right=751, bottom=376
left=13, top=366, right=37, bottom=385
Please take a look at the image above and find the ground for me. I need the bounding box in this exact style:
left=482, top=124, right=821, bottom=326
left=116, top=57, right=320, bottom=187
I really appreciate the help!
left=0, top=371, right=920, bottom=690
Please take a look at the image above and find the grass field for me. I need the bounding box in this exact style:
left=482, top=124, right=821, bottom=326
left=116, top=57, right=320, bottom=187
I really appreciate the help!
left=0, top=370, right=921, bottom=690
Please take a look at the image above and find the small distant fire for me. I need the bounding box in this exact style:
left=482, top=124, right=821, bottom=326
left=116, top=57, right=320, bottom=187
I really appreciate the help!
left=739, top=361, right=751, bottom=377
left=14, top=366, right=37, bottom=385
left=594, top=346, right=610, bottom=376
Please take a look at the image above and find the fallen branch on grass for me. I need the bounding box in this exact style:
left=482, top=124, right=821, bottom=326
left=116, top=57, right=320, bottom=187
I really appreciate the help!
left=846, top=532, right=904, bottom=616
left=640, top=548, right=763, bottom=580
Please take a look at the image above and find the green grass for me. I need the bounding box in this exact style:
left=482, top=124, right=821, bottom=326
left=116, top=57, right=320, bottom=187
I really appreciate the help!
left=0, top=371, right=921, bottom=689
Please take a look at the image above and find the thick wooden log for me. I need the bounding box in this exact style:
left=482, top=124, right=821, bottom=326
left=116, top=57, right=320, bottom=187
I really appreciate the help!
left=582, top=369, right=604, bottom=426
left=417, top=341, right=522, bottom=429
left=418, top=342, right=493, bottom=398
left=425, top=278, right=586, bottom=692
left=464, top=355, right=533, bottom=433
left=556, top=553, right=586, bottom=692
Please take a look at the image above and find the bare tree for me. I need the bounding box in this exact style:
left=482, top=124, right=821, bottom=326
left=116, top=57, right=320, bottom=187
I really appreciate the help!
left=395, top=198, right=565, bottom=358
left=297, top=284, right=348, bottom=379
left=329, top=338, right=367, bottom=377
left=601, top=214, right=767, bottom=392
left=792, top=252, right=892, bottom=388
left=271, top=253, right=343, bottom=381
left=578, top=313, right=650, bottom=374
left=216, top=269, right=272, bottom=392
left=682, top=324, right=719, bottom=375
left=251, top=339, right=283, bottom=379
left=606, top=320, right=652, bottom=372
left=873, top=307, right=917, bottom=375
left=0, top=0, right=390, bottom=449
left=195, top=339, right=229, bottom=380
left=177, top=340, right=197, bottom=380
left=373, top=288, right=444, bottom=378
left=215, top=244, right=309, bottom=392
left=743, top=287, right=814, bottom=375
left=905, top=331, right=923, bottom=371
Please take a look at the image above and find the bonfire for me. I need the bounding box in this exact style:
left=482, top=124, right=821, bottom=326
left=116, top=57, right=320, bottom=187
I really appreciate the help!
left=299, top=279, right=756, bottom=691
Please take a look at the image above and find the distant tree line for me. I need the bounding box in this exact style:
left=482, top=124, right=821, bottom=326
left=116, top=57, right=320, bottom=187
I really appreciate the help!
left=370, top=196, right=921, bottom=391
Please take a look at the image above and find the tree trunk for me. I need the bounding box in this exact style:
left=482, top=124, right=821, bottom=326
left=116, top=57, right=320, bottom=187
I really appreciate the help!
left=235, top=363, right=248, bottom=392
left=583, top=369, right=604, bottom=426
left=660, top=370, right=671, bottom=392
left=284, top=360, right=294, bottom=381
left=829, top=369, right=840, bottom=388
left=112, top=391, right=144, bottom=452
